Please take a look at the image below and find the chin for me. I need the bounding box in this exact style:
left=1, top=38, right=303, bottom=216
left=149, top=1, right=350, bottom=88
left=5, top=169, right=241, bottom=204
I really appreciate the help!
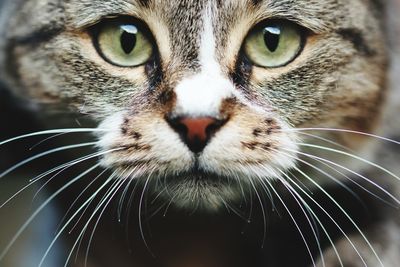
left=140, top=171, right=249, bottom=212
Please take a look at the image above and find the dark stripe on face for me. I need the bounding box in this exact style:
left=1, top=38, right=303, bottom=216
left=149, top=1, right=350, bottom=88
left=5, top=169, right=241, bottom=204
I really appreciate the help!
left=251, top=0, right=263, bottom=6
left=137, top=0, right=151, bottom=8
left=11, top=25, right=64, bottom=47
left=337, top=28, right=376, bottom=56
left=231, top=53, right=253, bottom=97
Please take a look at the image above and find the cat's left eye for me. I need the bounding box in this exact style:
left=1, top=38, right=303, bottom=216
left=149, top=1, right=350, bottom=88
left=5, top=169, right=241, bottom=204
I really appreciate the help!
left=94, top=20, right=154, bottom=67
left=244, top=21, right=304, bottom=68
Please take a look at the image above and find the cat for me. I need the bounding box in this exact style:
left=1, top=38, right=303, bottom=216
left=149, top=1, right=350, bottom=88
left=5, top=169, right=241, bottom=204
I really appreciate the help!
left=0, top=0, right=400, bottom=266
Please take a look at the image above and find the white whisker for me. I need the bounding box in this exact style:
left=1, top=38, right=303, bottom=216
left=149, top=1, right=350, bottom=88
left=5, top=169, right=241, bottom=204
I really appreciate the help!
left=247, top=174, right=267, bottom=248
left=297, top=143, right=400, bottom=184
left=38, top=171, right=116, bottom=267
left=276, top=149, right=384, bottom=267
left=282, top=128, right=400, bottom=145
left=138, top=170, right=155, bottom=256
left=84, top=177, right=129, bottom=267
left=117, top=166, right=141, bottom=223
left=290, top=164, right=368, bottom=266
left=284, top=147, right=400, bottom=206
left=0, top=164, right=100, bottom=262
left=294, top=131, right=354, bottom=153
left=29, top=132, right=74, bottom=151
left=62, top=174, right=125, bottom=267
left=0, top=142, right=97, bottom=178
left=0, top=149, right=121, bottom=210
left=282, top=172, right=344, bottom=267
left=29, top=149, right=117, bottom=184
left=0, top=128, right=108, bottom=147
left=309, top=155, right=398, bottom=208
left=275, top=173, right=326, bottom=267
left=260, top=177, right=317, bottom=267
left=71, top=175, right=124, bottom=262
left=55, top=169, right=109, bottom=233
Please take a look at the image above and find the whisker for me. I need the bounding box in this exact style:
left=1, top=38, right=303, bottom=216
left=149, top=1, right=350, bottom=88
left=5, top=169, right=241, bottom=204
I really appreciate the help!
left=55, top=169, right=109, bottom=233
left=72, top=168, right=130, bottom=235
left=138, top=171, right=155, bottom=256
left=162, top=192, right=178, bottom=217
left=146, top=202, right=167, bottom=222
left=0, top=149, right=120, bottom=209
left=62, top=173, right=124, bottom=267
left=29, top=149, right=117, bottom=184
left=284, top=147, right=400, bottom=206
left=29, top=132, right=74, bottom=151
left=0, top=164, right=100, bottom=263
left=150, top=186, right=168, bottom=206
left=0, top=128, right=108, bottom=147
left=276, top=149, right=384, bottom=267
left=309, top=155, right=397, bottom=208
left=287, top=169, right=314, bottom=196
left=117, top=166, right=141, bottom=223
left=0, top=142, right=97, bottom=178
left=84, top=177, right=129, bottom=267
left=33, top=166, right=78, bottom=203
left=294, top=131, right=354, bottom=153
left=296, top=142, right=400, bottom=184
left=275, top=173, right=325, bottom=267
left=283, top=172, right=345, bottom=267
left=260, top=177, right=317, bottom=267
left=299, top=141, right=399, bottom=179
left=124, top=165, right=148, bottom=238
left=281, top=128, right=400, bottom=145
left=230, top=172, right=248, bottom=208
left=288, top=165, right=368, bottom=266
left=247, top=173, right=268, bottom=248
left=218, top=195, right=248, bottom=221
left=71, top=175, right=123, bottom=262
left=38, top=171, right=116, bottom=267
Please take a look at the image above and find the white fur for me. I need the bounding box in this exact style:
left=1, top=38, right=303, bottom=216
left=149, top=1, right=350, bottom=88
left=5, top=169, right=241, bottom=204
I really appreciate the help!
left=174, top=7, right=234, bottom=117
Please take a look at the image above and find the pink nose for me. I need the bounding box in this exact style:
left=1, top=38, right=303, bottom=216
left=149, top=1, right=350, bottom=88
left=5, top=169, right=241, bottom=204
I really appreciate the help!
left=167, top=117, right=226, bottom=153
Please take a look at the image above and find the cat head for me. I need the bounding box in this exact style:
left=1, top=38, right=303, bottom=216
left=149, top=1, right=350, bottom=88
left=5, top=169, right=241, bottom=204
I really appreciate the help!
left=0, top=0, right=388, bottom=210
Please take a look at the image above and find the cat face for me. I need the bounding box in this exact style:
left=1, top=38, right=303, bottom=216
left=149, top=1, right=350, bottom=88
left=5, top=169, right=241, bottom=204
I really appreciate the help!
left=0, top=0, right=388, bottom=209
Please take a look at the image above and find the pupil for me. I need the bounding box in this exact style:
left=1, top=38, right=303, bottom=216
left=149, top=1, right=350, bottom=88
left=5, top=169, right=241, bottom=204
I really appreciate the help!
left=120, top=28, right=137, bottom=54
left=263, top=26, right=281, bottom=52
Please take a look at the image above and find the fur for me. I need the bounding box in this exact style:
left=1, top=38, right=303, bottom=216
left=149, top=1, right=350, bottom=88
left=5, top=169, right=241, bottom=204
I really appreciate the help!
left=0, top=0, right=399, bottom=266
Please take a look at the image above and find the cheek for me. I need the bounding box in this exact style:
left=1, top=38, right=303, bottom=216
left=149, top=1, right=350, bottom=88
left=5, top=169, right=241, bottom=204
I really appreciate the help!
left=251, top=60, right=385, bottom=129
left=96, top=111, right=195, bottom=173
left=200, top=108, right=299, bottom=177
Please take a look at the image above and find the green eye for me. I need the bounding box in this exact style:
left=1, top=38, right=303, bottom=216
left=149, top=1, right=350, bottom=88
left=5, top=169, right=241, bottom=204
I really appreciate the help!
left=96, top=22, right=153, bottom=67
left=244, top=21, right=303, bottom=68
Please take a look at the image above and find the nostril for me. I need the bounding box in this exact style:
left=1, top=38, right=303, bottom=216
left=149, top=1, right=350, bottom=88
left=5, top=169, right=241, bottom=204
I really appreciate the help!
left=166, top=116, right=227, bottom=153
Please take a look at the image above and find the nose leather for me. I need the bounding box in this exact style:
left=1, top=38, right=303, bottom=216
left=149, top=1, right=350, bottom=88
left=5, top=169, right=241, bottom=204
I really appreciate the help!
left=167, top=116, right=226, bottom=153
left=180, top=117, right=215, bottom=144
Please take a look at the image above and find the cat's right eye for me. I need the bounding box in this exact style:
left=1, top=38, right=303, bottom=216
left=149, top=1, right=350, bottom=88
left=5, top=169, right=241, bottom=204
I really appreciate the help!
left=94, top=20, right=154, bottom=67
